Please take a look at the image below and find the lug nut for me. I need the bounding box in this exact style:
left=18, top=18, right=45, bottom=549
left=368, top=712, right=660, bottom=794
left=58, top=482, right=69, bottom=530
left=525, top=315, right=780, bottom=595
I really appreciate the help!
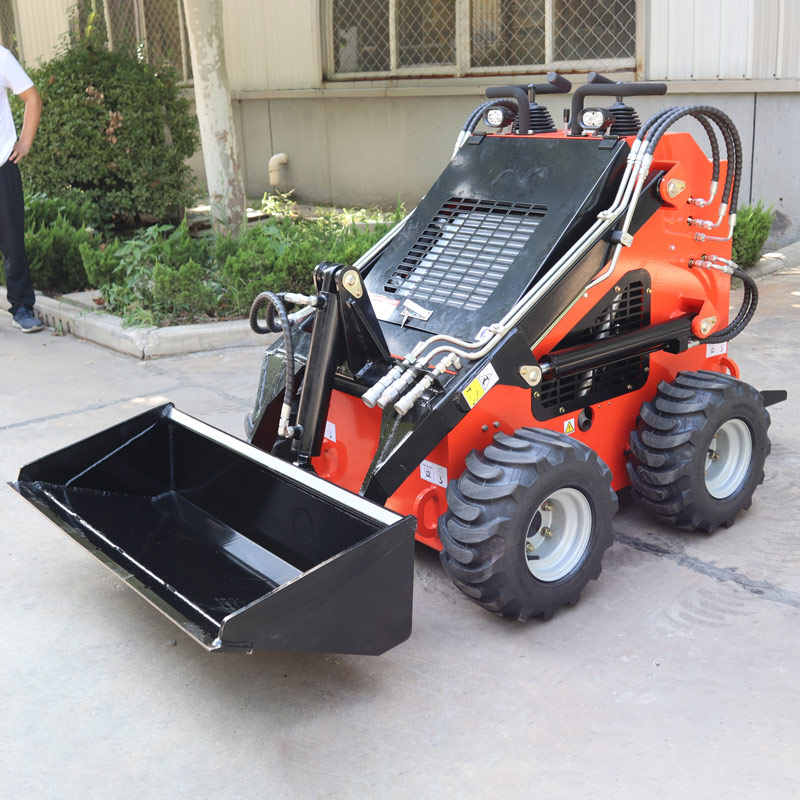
left=541, top=501, right=554, bottom=512
left=541, top=527, right=554, bottom=539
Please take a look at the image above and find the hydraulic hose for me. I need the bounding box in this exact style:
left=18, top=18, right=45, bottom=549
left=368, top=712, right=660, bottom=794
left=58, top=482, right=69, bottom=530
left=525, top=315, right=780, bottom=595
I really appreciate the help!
left=250, top=291, right=296, bottom=436
left=704, top=267, right=758, bottom=344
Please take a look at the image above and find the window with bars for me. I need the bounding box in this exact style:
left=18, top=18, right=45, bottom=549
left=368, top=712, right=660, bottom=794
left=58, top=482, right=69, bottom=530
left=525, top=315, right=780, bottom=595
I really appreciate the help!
left=0, top=0, right=19, bottom=60
left=101, top=0, right=192, bottom=82
left=328, top=0, right=636, bottom=78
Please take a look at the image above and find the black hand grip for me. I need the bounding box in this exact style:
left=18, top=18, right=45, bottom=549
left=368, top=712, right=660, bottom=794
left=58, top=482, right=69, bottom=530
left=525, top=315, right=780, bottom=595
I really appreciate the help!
left=569, top=81, right=667, bottom=135
left=587, top=71, right=617, bottom=85
left=541, top=71, right=571, bottom=93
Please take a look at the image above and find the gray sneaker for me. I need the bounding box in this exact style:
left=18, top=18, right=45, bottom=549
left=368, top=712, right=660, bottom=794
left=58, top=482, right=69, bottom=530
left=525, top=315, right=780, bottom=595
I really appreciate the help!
left=12, top=307, right=44, bottom=333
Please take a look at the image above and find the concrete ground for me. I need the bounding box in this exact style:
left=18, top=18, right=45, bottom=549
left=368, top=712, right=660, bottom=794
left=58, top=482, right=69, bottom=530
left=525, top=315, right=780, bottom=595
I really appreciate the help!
left=1, top=269, right=798, bottom=799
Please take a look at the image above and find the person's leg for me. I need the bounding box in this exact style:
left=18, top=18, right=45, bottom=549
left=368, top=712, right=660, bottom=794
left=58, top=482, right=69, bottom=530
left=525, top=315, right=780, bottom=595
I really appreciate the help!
left=0, top=159, right=36, bottom=314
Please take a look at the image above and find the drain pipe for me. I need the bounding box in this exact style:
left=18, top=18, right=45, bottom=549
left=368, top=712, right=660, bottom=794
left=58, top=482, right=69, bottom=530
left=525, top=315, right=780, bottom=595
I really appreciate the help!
left=269, top=153, right=288, bottom=187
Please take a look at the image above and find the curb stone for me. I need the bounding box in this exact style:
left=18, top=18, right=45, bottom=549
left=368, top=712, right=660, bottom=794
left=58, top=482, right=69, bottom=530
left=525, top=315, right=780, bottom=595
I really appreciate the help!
left=747, top=240, right=800, bottom=279
left=2, top=239, right=797, bottom=359
left=0, top=286, right=278, bottom=359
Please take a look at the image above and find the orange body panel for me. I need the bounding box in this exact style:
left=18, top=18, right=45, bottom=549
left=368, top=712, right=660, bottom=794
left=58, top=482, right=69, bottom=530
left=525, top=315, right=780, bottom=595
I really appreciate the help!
left=313, top=130, right=739, bottom=548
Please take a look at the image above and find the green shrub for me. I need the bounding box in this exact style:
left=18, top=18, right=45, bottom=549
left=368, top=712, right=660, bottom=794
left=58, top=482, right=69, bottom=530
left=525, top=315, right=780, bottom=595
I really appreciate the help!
left=24, top=213, right=95, bottom=293
left=80, top=237, right=124, bottom=287
left=72, top=203, right=405, bottom=326
left=733, top=201, right=774, bottom=267
left=152, top=259, right=217, bottom=318
left=83, top=221, right=217, bottom=325
left=14, top=43, right=198, bottom=225
left=25, top=189, right=103, bottom=232
left=217, top=222, right=292, bottom=315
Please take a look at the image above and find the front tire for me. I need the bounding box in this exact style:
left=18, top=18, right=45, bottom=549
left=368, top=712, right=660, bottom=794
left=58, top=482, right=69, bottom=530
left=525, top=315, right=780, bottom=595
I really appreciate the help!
left=627, top=370, right=771, bottom=532
left=439, top=428, right=617, bottom=621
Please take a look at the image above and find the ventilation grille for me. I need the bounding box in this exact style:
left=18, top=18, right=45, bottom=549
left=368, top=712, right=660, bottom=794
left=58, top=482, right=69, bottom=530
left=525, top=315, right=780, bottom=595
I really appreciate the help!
left=561, top=280, right=647, bottom=350
left=384, top=197, right=546, bottom=312
left=539, top=355, right=645, bottom=409
left=540, top=279, right=648, bottom=411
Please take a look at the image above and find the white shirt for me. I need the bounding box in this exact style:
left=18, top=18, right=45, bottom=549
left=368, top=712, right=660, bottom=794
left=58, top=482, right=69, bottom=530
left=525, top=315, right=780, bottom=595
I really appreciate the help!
left=0, top=46, right=33, bottom=167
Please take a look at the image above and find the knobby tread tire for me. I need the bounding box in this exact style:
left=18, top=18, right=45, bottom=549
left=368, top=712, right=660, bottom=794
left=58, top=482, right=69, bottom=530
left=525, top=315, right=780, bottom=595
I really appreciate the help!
left=627, top=370, right=771, bottom=532
left=439, top=428, right=617, bottom=621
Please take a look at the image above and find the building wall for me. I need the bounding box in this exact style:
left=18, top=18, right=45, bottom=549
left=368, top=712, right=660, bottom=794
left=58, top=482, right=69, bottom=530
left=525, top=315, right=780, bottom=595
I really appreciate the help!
left=219, top=87, right=798, bottom=249
left=12, top=0, right=800, bottom=246
left=15, top=0, right=70, bottom=66
left=647, top=0, right=800, bottom=81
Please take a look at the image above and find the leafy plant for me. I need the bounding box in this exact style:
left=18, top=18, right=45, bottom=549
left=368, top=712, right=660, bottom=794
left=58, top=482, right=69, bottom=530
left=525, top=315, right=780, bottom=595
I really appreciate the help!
left=13, top=42, right=198, bottom=225
left=82, top=221, right=217, bottom=325
left=24, top=213, right=95, bottom=294
left=733, top=201, right=774, bottom=267
left=25, top=190, right=103, bottom=232
left=72, top=203, right=406, bottom=326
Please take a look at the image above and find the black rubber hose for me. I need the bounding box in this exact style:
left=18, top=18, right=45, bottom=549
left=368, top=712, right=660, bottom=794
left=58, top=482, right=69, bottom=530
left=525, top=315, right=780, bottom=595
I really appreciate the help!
left=645, top=105, right=739, bottom=211
left=704, top=267, right=759, bottom=344
left=249, top=291, right=296, bottom=418
left=693, top=108, right=739, bottom=211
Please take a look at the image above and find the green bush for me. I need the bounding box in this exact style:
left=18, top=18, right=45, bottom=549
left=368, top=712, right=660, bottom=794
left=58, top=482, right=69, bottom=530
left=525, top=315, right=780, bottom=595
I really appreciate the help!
left=72, top=200, right=405, bottom=326
left=24, top=213, right=95, bottom=294
left=14, top=43, right=198, bottom=225
left=733, top=201, right=774, bottom=267
left=25, top=189, right=103, bottom=232
left=82, top=221, right=217, bottom=325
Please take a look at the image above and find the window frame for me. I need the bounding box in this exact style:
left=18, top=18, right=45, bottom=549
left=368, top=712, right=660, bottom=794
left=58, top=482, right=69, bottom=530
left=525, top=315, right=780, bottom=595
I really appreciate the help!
left=101, top=0, right=192, bottom=84
left=324, top=0, right=639, bottom=81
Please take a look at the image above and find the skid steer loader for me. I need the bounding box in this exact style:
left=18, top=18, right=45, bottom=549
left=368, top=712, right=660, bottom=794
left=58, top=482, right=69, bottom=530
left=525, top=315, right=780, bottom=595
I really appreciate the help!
left=14, top=73, right=785, bottom=655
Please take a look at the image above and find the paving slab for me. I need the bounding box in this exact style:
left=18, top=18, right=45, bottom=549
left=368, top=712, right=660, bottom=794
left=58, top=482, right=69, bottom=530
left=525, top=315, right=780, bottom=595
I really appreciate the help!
left=1, top=268, right=798, bottom=799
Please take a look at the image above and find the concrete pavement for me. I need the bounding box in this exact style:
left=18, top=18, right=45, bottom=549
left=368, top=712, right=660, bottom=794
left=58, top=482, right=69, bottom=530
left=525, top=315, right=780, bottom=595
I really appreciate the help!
left=1, top=268, right=798, bottom=799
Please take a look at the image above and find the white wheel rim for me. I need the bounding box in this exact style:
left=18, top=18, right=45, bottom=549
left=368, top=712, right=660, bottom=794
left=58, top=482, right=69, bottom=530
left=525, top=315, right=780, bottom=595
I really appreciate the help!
left=524, top=488, right=593, bottom=582
left=705, top=418, right=753, bottom=499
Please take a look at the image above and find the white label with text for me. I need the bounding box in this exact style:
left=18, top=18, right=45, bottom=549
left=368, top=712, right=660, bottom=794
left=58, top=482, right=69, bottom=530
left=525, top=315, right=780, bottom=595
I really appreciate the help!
left=420, top=459, right=447, bottom=487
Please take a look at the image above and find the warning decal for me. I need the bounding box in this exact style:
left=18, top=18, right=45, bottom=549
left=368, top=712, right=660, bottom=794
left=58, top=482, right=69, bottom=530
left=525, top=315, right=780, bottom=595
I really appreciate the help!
left=369, top=293, right=400, bottom=322
left=461, top=363, right=500, bottom=409
left=563, top=418, right=576, bottom=435
left=324, top=421, right=336, bottom=442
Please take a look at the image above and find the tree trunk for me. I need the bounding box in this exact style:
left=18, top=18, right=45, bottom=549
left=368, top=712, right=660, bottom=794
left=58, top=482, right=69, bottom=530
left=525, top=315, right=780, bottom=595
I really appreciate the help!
left=182, top=0, right=245, bottom=234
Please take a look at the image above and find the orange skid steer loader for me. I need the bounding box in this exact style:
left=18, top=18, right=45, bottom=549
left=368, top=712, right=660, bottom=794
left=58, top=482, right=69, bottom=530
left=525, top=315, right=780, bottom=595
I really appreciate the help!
left=14, top=74, right=785, bottom=654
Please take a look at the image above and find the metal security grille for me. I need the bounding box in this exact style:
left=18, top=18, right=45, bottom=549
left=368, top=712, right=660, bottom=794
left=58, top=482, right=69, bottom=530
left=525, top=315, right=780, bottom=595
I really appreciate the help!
left=0, top=0, right=19, bottom=59
left=101, top=0, right=192, bottom=81
left=328, top=0, right=636, bottom=78
left=539, top=278, right=648, bottom=411
left=384, top=197, right=546, bottom=311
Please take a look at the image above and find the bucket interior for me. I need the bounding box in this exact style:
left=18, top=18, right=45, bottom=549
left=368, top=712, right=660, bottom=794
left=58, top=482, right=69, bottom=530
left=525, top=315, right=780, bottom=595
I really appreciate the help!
left=16, top=406, right=399, bottom=645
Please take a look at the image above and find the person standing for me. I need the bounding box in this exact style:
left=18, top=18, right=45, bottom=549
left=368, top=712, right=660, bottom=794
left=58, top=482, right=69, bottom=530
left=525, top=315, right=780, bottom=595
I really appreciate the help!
left=0, top=45, right=42, bottom=332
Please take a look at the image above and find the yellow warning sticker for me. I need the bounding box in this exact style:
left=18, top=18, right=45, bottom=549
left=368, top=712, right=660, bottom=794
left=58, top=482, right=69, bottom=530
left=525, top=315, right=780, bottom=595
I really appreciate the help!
left=462, top=363, right=499, bottom=409
left=564, top=418, right=576, bottom=435
left=462, top=378, right=486, bottom=409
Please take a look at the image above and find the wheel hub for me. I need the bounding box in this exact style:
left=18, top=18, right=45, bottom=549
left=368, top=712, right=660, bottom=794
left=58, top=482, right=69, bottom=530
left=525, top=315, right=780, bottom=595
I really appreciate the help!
left=705, top=418, right=753, bottom=499
left=524, top=488, right=592, bottom=582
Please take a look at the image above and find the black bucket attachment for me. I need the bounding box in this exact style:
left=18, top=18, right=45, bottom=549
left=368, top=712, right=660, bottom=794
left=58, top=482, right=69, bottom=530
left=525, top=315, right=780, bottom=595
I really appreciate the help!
left=12, top=404, right=415, bottom=655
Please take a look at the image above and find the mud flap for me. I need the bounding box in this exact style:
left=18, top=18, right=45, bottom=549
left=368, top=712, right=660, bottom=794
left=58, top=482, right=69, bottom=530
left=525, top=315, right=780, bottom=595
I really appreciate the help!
left=12, top=404, right=415, bottom=655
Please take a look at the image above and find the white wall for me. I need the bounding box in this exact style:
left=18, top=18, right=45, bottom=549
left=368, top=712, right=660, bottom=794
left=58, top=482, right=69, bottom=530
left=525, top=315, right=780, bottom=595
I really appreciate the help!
left=647, top=0, right=800, bottom=81
left=222, top=0, right=322, bottom=91
left=15, top=0, right=71, bottom=66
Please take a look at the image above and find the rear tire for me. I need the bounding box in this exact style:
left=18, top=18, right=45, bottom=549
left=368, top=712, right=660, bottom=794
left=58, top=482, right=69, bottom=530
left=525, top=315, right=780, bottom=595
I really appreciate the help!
left=627, top=370, right=771, bottom=532
left=439, top=428, right=617, bottom=621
